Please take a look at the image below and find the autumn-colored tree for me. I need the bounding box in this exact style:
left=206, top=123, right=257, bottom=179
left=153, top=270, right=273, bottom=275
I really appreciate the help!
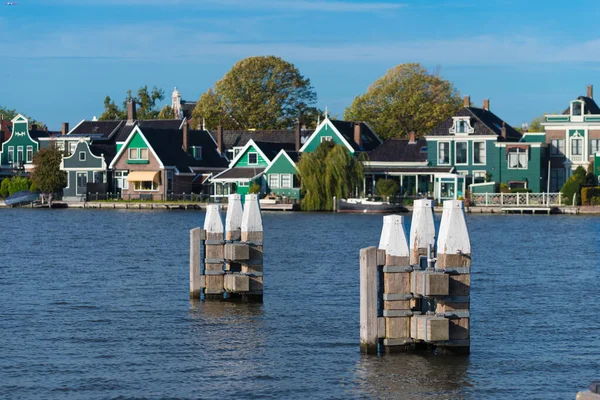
left=157, top=105, right=175, bottom=120
left=193, top=56, right=318, bottom=130
left=99, top=86, right=165, bottom=120
left=31, top=143, right=67, bottom=206
left=344, top=63, right=462, bottom=139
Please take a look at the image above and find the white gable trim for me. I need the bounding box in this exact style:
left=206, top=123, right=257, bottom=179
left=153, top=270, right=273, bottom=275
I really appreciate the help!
left=108, top=126, right=164, bottom=169
left=298, top=117, right=355, bottom=153
left=264, top=149, right=298, bottom=175
left=66, top=119, right=85, bottom=135
left=7, top=114, right=37, bottom=146
left=60, top=139, right=107, bottom=171
left=228, top=139, right=271, bottom=168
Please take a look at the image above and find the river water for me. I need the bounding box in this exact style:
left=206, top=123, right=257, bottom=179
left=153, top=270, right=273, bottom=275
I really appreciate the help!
left=1, top=209, right=598, bottom=399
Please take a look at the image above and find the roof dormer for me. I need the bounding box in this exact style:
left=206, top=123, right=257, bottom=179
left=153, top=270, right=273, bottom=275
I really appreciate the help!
left=570, top=100, right=584, bottom=122
left=449, top=117, right=474, bottom=135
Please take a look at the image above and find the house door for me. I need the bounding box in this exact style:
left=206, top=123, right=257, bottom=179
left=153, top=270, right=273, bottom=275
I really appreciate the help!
left=76, top=172, right=88, bottom=196
left=17, top=147, right=23, bottom=167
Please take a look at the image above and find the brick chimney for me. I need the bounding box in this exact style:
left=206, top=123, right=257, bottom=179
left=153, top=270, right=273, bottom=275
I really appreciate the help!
left=127, top=100, right=136, bottom=123
left=409, top=131, right=416, bottom=144
left=464, top=95, right=471, bottom=107
left=483, top=99, right=490, bottom=111
left=295, top=119, right=301, bottom=152
left=61, top=122, right=69, bottom=135
left=588, top=84, right=594, bottom=99
left=354, top=122, right=363, bottom=149
left=501, top=121, right=507, bottom=140
left=217, top=125, right=223, bottom=155
left=183, top=121, right=189, bottom=152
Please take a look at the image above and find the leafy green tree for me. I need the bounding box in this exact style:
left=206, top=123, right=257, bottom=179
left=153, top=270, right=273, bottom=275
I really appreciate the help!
left=375, top=178, right=399, bottom=198
left=193, top=56, right=317, bottom=130
left=0, top=177, right=10, bottom=198
left=157, top=105, right=174, bottom=120
left=561, top=166, right=587, bottom=205
left=31, top=143, right=67, bottom=206
left=248, top=182, right=262, bottom=194
left=99, top=86, right=165, bottom=120
left=7, top=176, right=31, bottom=195
left=344, top=63, right=462, bottom=139
left=297, top=142, right=366, bottom=211
left=0, top=105, right=46, bottom=129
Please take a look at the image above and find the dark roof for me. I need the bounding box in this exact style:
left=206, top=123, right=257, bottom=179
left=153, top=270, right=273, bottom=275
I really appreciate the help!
left=252, top=141, right=296, bottom=161
left=213, top=167, right=265, bottom=180
left=368, top=139, right=428, bottom=163
left=70, top=120, right=123, bottom=139
left=364, top=166, right=454, bottom=174
left=137, top=119, right=183, bottom=130
left=284, top=150, right=300, bottom=163
left=30, top=130, right=57, bottom=141
left=90, top=143, right=117, bottom=165
left=330, top=120, right=381, bottom=151
left=181, top=101, right=196, bottom=119
left=222, top=129, right=313, bottom=150
left=427, top=107, right=522, bottom=141
left=562, top=96, right=600, bottom=115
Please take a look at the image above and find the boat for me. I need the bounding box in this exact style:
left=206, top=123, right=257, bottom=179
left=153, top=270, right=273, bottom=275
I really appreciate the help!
left=337, top=198, right=408, bottom=213
left=4, top=190, right=40, bottom=206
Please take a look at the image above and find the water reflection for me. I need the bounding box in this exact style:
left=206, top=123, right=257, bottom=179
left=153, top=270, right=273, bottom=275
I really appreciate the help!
left=353, top=353, right=472, bottom=399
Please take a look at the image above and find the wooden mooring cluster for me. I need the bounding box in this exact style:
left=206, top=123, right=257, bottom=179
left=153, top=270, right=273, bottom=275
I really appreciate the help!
left=189, top=194, right=264, bottom=302
left=360, top=199, right=471, bottom=355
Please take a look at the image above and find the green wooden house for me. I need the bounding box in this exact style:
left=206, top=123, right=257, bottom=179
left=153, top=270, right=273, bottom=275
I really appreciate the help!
left=263, top=150, right=301, bottom=200
left=0, top=115, right=40, bottom=172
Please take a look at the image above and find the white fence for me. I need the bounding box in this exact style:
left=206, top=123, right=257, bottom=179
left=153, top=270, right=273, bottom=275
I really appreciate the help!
left=470, top=192, right=562, bottom=207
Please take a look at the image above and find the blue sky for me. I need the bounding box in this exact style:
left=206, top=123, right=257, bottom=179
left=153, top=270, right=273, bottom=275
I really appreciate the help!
left=2, top=0, right=600, bottom=130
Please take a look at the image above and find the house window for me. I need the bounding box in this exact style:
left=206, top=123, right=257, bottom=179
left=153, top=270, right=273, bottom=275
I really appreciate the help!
left=79, top=151, right=86, bottom=162
left=269, top=174, right=279, bottom=188
left=457, top=120, right=467, bottom=134
left=93, top=171, right=105, bottom=183
left=68, top=142, right=77, bottom=156
left=591, top=139, right=600, bottom=155
left=571, top=138, right=583, bottom=155
left=7, top=146, right=14, bottom=163
left=238, top=181, right=249, bottom=187
left=26, top=146, right=33, bottom=163
left=473, top=142, right=486, bottom=164
left=129, top=148, right=148, bottom=160
left=455, top=142, right=468, bottom=164
left=281, top=174, right=292, bottom=188
left=572, top=102, right=583, bottom=116
left=248, top=152, right=258, bottom=165
left=507, top=148, right=528, bottom=169
left=438, top=142, right=450, bottom=165
left=133, top=180, right=158, bottom=191
left=17, top=147, right=23, bottom=164
left=550, top=169, right=565, bottom=192
left=321, top=136, right=332, bottom=143
left=473, top=171, right=487, bottom=183
left=167, top=170, right=174, bottom=192
left=191, top=146, right=202, bottom=160
left=550, top=139, right=565, bottom=156
left=233, top=148, right=242, bottom=158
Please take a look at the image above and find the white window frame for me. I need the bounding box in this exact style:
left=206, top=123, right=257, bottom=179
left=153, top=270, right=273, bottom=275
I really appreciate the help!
left=79, top=151, right=86, bottom=162
left=449, top=117, right=474, bottom=135
left=280, top=174, right=292, bottom=189
left=128, top=148, right=148, bottom=160
left=590, top=139, right=600, bottom=156
left=507, top=148, right=528, bottom=170
left=472, top=170, right=487, bottom=183
left=438, top=141, right=450, bottom=165
left=192, top=146, right=202, bottom=160
left=472, top=141, right=486, bottom=165
left=7, top=146, right=14, bottom=163
left=571, top=137, right=583, bottom=156
left=17, top=146, right=24, bottom=164
left=571, top=100, right=584, bottom=116
left=320, top=136, right=333, bottom=143
left=551, top=139, right=565, bottom=157
left=455, top=141, right=469, bottom=165
left=269, top=174, right=280, bottom=188
left=26, top=145, right=33, bottom=163
left=133, top=180, right=159, bottom=192
left=247, top=152, right=258, bottom=165
left=238, top=181, right=249, bottom=187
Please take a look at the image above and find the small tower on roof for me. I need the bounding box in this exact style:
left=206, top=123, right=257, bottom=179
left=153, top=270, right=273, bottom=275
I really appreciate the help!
left=172, top=87, right=183, bottom=119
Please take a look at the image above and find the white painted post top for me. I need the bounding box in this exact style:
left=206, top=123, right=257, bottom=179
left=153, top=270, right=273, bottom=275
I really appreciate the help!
left=437, top=200, right=471, bottom=255
left=409, top=199, right=435, bottom=250
left=241, top=194, right=263, bottom=233
left=379, top=214, right=409, bottom=257
left=378, top=215, right=392, bottom=250
left=204, top=204, right=224, bottom=234
left=225, top=194, right=243, bottom=232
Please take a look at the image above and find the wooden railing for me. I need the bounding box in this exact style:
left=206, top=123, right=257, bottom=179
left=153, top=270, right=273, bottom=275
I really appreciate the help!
left=469, top=192, right=562, bottom=207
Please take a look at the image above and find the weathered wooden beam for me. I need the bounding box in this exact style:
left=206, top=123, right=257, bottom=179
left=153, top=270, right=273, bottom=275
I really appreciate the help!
left=241, top=194, right=264, bottom=301
left=204, top=205, right=225, bottom=298
left=189, top=227, right=202, bottom=299
left=224, top=243, right=250, bottom=261
left=360, top=246, right=378, bottom=354
left=409, top=199, right=435, bottom=266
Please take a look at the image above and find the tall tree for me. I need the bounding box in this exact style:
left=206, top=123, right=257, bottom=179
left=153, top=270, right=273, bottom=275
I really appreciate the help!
left=31, top=143, right=67, bottom=206
left=193, top=56, right=317, bottom=130
left=157, top=105, right=175, bottom=120
left=99, top=86, right=165, bottom=120
left=344, top=63, right=462, bottom=139
left=297, top=142, right=366, bottom=211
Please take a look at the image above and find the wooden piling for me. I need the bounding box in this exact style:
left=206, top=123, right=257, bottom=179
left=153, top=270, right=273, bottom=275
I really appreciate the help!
left=225, top=194, right=243, bottom=241
left=241, top=194, right=263, bottom=302
left=409, top=199, right=435, bottom=266
left=436, top=200, right=471, bottom=354
left=189, top=227, right=203, bottom=299
left=360, top=246, right=379, bottom=354
left=204, top=204, right=225, bottom=299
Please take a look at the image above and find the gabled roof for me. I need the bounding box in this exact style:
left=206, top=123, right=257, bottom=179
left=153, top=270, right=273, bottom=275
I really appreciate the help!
left=222, top=129, right=313, bottom=150
left=212, top=167, right=265, bottom=181
left=368, top=139, right=428, bottom=163
left=330, top=120, right=382, bottom=151
left=264, top=149, right=299, bottom=175
left=427, top=107, right=522, bottom=141
left=562, top=96, right=600, bottom=115
left=69, top=120, right=124, bottom=139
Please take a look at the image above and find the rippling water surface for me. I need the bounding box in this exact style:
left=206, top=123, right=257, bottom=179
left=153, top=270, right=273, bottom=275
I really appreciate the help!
left=1, top=209, right=599, bottom=399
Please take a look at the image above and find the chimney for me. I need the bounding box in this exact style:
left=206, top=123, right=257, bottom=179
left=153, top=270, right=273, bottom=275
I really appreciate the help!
left=183, top=121, right=189, bottom=153
left=61, top=122, right=69, bottom=135
left=501, top=121, right=507, bottom=140
left=409, top=131, right=416, bottom=144
left=464, top=95, right=471, bottom=107
left=483, top=99, right=490, bottom=111
left=217, top=125, right=223, bottom=155
left=354, top=122, right=363, bottom=149
left=588, top=84, right=594, bottom=99
left=127, top=100, right=137, bottom=123
left=295, top=119, right=301, bottom=152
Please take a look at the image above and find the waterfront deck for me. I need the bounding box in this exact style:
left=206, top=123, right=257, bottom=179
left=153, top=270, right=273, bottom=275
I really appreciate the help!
left=51, top=201, right=298, bottom=211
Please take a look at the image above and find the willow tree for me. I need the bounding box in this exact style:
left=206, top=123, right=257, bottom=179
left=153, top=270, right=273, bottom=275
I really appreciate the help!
left=297, top=142, right=366, bottom=211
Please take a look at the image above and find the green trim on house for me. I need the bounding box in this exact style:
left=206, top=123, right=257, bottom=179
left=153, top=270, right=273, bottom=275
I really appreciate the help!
left=301, top=121, right=353, bottom=153
left=127, top=160, right=150, bottom=164
left=129, top=132, right=148, bottom=149
left=0, top=116, right=39, bottom=166
left=234, top=144, right=269, bottom=168
left=584, top=116, right=600, bottom=122
left=264, top=151, right=300, bottom=200
left=545, top=116, right=570, bottom=122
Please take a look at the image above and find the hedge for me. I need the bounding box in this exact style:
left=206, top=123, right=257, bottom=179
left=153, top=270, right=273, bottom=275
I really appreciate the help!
left=581, top=187, right=600, bottom=206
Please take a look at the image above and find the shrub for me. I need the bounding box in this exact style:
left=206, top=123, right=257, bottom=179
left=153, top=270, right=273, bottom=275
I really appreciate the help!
left=29, top=182, right=38, bottom=193
left=499, top=183, right=509, bottom=193
left=581, top=187, right=600, bottom=205
left=375, top=178, right=399, bottom=198
left=561, top=166, right=587, bottom=205
left=8, top=176, right=31, bottom=196
left=248, top=182, right=261, bottom=194
left=0, top=178, right=9, bottom=198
